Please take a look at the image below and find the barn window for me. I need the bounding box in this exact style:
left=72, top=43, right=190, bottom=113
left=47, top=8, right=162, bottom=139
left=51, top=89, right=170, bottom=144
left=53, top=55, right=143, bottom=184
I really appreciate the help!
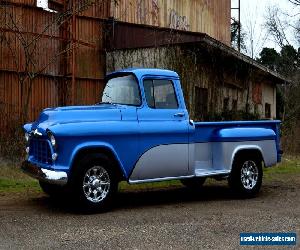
left=223, top=98, right=229, bottom=111
left=265, top=103, right=271, bottom=118
left=232, top=99, right=237, bottom=111
left=194, top=87, right=208, bottom=121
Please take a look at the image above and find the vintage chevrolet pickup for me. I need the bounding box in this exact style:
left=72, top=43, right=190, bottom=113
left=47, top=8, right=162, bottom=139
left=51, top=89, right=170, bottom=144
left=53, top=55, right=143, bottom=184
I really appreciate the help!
left=22, top=68, right=282, bottom=211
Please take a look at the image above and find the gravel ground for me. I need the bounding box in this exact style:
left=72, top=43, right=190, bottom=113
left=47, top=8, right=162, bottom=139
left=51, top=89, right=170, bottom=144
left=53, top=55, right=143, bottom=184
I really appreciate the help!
left=0, top=179, right=299, bottom=250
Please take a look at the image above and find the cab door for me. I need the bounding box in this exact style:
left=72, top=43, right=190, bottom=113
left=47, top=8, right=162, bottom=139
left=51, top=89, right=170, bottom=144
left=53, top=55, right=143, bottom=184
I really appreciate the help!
left=129, top=77, right=189, bottom=181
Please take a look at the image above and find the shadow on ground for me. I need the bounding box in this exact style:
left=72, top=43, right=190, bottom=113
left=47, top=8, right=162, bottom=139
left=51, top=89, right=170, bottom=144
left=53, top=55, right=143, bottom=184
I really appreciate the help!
left=22, top=183, right=274, bottom=215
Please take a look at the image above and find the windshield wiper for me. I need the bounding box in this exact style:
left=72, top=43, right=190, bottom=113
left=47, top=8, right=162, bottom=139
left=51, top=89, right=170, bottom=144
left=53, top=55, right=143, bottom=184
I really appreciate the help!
left=95, top=102, right=117, bottom=105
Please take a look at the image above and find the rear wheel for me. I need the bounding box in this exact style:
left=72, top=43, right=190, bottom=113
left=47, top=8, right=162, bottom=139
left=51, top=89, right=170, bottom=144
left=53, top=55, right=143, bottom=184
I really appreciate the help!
left=228, top=153, right=263, bottom=197
left=70, top=154, right=118, bottom=212
left=181, top=177, right=206, bottom=189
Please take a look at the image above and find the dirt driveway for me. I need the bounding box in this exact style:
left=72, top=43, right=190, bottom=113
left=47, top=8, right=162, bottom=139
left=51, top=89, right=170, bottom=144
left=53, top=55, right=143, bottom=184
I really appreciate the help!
left=0, top=178, right=299, bottom=250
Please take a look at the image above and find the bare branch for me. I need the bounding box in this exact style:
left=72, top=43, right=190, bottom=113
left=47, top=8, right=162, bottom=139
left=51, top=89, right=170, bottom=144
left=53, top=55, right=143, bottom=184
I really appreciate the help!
left=265, top=6, right=290, bottom=48
left=32, top=43, right=79, bottom=79
left=27, top=0, right=103, bottom=50
left=288, top=0, right=300, bottom=6
left=0, top=30, right=20, bottom=73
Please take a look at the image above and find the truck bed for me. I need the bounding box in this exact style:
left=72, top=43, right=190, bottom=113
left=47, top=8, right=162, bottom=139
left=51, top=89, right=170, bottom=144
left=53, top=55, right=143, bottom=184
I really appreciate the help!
left=191, top=120, right=281, bottom=176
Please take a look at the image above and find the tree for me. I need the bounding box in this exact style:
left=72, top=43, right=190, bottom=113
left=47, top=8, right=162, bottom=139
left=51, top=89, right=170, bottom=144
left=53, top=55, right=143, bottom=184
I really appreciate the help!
left=257, top=42, right=300, bottom=152
left=265, top=6, right=290, bottom=48
left=278, top=45, right=298, bottom=77
left=257, top=48, right=280, bottom=71
left=258, top=45, right=299, bottom=76
left=257, top=44, right=299, bottom=126
left=289, top=0, right=300, bottom=5
left=231, top=18, right=247, bottom=52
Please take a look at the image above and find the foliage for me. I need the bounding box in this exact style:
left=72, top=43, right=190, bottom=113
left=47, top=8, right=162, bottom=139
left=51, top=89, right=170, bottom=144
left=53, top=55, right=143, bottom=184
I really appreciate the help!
left=0, top=178, right=40, bottom=194
left=205, top=110, right=260, bottom=122
left=257, top=45, right=300, bottom=154
left=0, top=117, right=25, bottom=162
left=257, top=45, right=298, bottom=76
left=263, top=155, right=300, bottom=181
left=231, top=18, right=247, bottom=52
left=257, top=48, right=280, bottom=71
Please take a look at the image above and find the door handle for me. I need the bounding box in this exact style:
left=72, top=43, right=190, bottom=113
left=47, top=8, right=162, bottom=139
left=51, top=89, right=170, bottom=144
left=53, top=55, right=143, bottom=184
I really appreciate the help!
left=174, top=112, right=184, bottom=117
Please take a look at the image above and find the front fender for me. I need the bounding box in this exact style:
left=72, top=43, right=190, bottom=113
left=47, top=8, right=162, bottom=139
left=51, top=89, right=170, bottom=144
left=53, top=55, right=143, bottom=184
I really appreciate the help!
left=23, top=123, right=33, bottom=133
left=69, top=142, right=127, bottom=178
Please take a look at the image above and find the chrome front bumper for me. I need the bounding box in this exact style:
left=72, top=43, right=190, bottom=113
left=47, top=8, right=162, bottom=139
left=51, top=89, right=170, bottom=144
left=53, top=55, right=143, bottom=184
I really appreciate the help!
left=21, top=161, right=68, bottom=186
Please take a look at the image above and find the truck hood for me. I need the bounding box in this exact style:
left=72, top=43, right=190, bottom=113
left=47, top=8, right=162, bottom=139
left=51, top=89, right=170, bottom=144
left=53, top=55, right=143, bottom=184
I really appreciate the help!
left=26, top=104, right=122, bottom=133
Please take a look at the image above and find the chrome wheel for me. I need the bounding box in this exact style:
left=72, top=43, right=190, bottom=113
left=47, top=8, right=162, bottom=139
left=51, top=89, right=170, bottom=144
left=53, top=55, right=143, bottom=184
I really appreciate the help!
left=240, top=160, right=258, bottom=190
left=82, top=166, right=110, bottom=203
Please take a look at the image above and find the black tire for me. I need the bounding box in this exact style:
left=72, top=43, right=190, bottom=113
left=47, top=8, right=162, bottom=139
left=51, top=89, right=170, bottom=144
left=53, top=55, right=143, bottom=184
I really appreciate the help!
left=70, top=153, right=118, bottom=212
left=228, top=153, right=263, bottom=197
left=39, top=181, right=66, bottom=198
left=181, top=177, right=206, bottom=189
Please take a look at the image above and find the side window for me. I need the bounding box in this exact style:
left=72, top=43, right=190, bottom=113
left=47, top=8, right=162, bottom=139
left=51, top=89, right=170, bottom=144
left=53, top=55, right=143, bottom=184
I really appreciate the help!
left=143, top=79, right=178, bottom=109
left=143, top=80, right=155, bottom=108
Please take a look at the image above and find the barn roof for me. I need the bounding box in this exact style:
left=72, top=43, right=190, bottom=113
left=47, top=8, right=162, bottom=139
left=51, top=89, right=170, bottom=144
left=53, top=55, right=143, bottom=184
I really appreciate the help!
left=105, top=20, right=291, bottom=85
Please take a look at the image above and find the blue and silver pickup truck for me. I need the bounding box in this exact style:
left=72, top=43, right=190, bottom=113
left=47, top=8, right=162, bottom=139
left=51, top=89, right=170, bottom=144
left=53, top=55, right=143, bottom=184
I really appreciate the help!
left=22, top=68, right=282, bottom=211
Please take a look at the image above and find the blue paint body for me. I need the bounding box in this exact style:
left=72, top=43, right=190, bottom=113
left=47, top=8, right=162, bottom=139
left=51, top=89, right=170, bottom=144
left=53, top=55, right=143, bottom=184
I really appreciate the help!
left=23, top=68, right=282, bottom=181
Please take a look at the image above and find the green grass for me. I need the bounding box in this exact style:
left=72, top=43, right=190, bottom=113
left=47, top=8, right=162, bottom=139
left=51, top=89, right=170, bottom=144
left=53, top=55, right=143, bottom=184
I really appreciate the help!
left=264, top=156, right=300, bottom=181
left=0, top=156, right=299, bottom=194
left=118, top=180, right=182, bottom=191
left=0, top=178, right=40, bottom=193
left=0, top=162, right=40, bottom=194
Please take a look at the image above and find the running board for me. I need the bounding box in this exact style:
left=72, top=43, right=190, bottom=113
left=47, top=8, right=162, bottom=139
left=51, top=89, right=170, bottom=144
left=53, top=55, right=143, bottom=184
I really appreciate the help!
left=128, top=170, right=231, bottom=184
left=195, top=169, right=231, bottom=177
left=129, top=175, right=194, bottom=184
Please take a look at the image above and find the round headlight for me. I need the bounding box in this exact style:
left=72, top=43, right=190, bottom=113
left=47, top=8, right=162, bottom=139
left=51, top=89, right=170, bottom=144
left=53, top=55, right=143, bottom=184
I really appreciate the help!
left=47, top=131, right=56, bottom=147
left=49, top=134, right=56, bottom=147
left=25, top=132, right=30, bottom=142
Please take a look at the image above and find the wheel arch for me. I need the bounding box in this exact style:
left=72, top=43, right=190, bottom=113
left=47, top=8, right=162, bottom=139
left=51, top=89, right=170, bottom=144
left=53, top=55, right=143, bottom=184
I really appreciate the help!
left=69, top=143, right=127, bottom=181
left=231, top=146, right=265, bottom=171
left=228, top=147, right=264, bottom=197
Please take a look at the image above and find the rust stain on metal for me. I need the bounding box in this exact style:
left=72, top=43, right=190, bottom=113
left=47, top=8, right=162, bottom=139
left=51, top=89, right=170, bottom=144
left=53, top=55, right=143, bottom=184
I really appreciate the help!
left=0, top=0, right=232, bottom=133
left=252, top=82, right=262, bottom=104
left=0, top=0, right=109, bottom=132
left=169, top=9, right=190, bottom=31
left=112, top=0, right=231, bottom=45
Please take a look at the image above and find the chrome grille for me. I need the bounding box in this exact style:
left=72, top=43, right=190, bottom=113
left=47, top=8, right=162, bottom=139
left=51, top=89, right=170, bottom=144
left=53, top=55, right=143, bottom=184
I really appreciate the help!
left=29, top=138, right=52, bottom=164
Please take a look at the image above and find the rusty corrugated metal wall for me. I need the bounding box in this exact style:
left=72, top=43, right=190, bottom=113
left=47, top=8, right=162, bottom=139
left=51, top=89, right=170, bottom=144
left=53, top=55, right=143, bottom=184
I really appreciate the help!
left=111, top=0, right=231, bottom=45
left=0, top=3, right=61, bottom=132
left=0, top=0, right=110, bottom=133
left=0, top=0, right=232, bottom=134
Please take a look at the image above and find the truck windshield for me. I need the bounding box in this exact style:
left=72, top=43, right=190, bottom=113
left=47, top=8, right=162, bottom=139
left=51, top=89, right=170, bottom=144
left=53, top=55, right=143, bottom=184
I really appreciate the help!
left=101, top=75, right=141, bottom=106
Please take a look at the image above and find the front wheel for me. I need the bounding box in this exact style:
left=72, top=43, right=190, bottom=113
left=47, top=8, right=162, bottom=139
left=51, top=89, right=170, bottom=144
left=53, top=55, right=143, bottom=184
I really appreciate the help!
left=71, top=154, right=118, bottom=212
left=228, top=154, right=263, bottom=197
